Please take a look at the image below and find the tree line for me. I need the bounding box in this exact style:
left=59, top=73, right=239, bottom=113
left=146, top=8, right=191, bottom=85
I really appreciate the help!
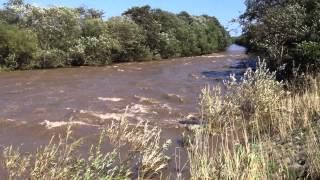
left=237, top=0, right=320, bottom=77
left=0, top=0, right=231, bottom=70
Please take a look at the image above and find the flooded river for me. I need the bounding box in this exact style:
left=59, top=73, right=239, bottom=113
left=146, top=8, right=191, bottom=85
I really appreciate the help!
left=0, top=44, right=252, bottom=177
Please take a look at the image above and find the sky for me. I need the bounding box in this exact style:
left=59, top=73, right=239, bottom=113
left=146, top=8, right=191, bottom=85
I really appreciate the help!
left=1, top=0, right=247, bottom=36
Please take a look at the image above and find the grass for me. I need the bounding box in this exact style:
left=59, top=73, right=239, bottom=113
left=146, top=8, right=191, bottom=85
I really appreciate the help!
left=1, top=61, right=319, bottom=179
left=1, top=113, right=171, bottom=180
left=188, top=61, right=320, bottom=179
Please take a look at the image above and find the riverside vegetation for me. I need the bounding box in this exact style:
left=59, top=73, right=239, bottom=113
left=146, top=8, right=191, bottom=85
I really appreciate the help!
left=236, top=0, right=320, bottom=76
left=2, top=115, right=172, bottom=179
left=0, top=0, right=230, bottom=70
left=189, top=61, right=320, bottom=179
left=2, top=61, right=319, bottom=179
left=1, top=0, right=320, bottom=180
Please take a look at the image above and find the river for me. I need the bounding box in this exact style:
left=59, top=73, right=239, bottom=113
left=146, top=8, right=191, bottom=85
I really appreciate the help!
left=0, top=44, right=252, bottom=177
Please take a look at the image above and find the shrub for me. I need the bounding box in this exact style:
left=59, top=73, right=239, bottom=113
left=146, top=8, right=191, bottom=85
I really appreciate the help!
left=0, top=22, right=38, bottom=69
left=25, top=6, right=82, bottom=51
left=240, top=0, right=320, bottom=75
left=158, top=32, right=181, bottom=59
left=33, top=49, right=68, bottom=68
left=297, top=41, right=320, bottom=72
left=69, top=35, right=120, bottom=66
left=106, top=16, right=152, bottom=62
left=81, top=18, right=109, bottom=37
left=0, top=1, right=231, bottom=70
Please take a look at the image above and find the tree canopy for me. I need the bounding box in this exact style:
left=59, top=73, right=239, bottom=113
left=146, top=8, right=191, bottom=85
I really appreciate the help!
left=239, top=0, right=320, bottom=76
left=0, top=0, right=231, bottom=70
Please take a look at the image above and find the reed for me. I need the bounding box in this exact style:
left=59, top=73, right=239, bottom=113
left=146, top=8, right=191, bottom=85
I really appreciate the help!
left=2, top=113, right=171, bottom=179
left=189, top=61, right=320, bottom=179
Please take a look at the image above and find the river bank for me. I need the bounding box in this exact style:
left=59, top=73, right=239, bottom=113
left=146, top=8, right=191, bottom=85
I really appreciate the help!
left=0, top=45, right=252, bottom=178
left=1, top=55, right=319, bottom=179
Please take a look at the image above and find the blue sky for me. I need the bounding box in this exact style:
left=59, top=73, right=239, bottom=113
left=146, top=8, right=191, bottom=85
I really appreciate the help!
left=1, top=0, right=246, bottom=36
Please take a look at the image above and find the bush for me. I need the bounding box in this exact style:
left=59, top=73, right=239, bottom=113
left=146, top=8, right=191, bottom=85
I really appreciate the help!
left=25, top=6, right=82, bottom=51
left=240, top=0, right=320, bottom=75
left=106, top=16, right=152, bottom=62
left=296, top=41, right=320, bottom=72
left=158, top=32, right=181, bottom=58
left=0, top=22, right=38, bottom=69
left=81, top=18, right=109, bottom=37
left=69, top=35, right=120, bottom=66
left=33, top=49, right=68, bottom=68
left=0, top=1, right=231, bottom=70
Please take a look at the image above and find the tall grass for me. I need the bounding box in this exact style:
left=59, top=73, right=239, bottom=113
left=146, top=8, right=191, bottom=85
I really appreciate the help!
left=1, top=61, right=319, bottom=179
left=189, top=61, right=320, bottom=179
left=1, top=113, right=171, bottom=180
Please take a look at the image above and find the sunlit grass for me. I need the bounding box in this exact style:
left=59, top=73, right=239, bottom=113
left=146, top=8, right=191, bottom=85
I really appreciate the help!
left=2, top=61, right=320, bottom=180
left=2, top=113, right=171, bottom=180
left=188, top=61, right=320, bottom=179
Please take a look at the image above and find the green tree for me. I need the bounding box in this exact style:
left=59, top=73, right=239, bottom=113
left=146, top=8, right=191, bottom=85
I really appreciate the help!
left=106, top=16, right=152, bottom=62
left=81, top=18, right=109, bottom=37
left=0, top=22, right=38, bottom=69
left=240, top=0, right=320, bottom=74
left=296, top=41, right=320, bottom=72
left=33, top=48, right=68, bottom=68
left=69, top=35, right=120, bottom=66
left=0, top=1, right=230, bottom=70
left=0, top=0, right=28, bottom=24
left=152, top=9, right=183, bottom=58
left=24, top=6, right=82, bottom=51
left=123, top=6, right=161, bottom=55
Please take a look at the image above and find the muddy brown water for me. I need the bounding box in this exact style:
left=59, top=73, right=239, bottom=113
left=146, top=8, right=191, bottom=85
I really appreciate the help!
left=0, top=45, right=252, bottom=178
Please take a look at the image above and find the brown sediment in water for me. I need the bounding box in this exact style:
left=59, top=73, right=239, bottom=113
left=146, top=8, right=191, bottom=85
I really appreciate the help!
left=0, top=45, right=251, bottom=178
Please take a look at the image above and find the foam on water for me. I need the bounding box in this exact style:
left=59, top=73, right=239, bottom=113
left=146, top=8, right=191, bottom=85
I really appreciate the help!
left=164, top=93, right=185, bottom=103
left=40, top=120, right=95, bottom=129
left=202, top=54, right=226, bottom=58
left=97, top=97, right=123, bottom=102
left=80, top=110, right=131, bottom=120
left=129, top=104, right=152, bottom=114
left=134, top=95, right=159, bottom=104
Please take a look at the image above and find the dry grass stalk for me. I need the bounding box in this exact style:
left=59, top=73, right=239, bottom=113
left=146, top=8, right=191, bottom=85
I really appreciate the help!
left=2, top=111, right=171, bottom=180
left=189, top=61, right=320, bottom=179
left=106, top=110, right=172, bottom=179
